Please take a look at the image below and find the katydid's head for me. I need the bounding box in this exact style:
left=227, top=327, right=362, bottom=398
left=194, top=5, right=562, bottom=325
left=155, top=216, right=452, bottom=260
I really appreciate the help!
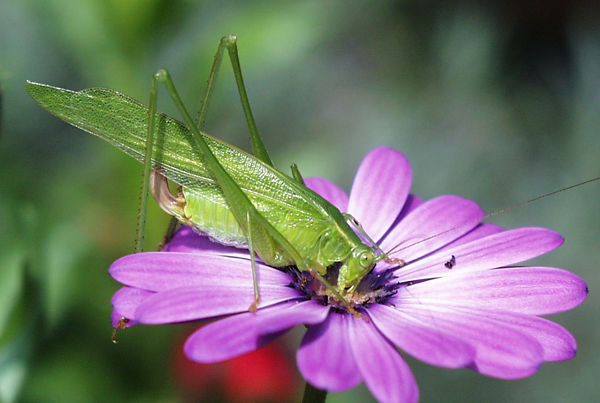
left=337, top=244, right=376, bottom=293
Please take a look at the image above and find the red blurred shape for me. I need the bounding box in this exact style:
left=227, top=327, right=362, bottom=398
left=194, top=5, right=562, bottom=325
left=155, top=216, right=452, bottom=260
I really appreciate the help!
left=173, top=328, right=300, bottom=402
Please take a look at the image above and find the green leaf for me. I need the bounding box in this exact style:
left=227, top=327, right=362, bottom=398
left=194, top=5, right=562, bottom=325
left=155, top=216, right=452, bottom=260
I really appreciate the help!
left=0, top=327, right=34, bottom=403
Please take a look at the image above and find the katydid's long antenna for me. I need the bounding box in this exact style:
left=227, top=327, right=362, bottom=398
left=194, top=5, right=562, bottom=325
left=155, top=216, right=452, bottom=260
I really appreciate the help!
left=484, top=176, right=600, bottom=219
left=385, top=176, right=600, bottom=258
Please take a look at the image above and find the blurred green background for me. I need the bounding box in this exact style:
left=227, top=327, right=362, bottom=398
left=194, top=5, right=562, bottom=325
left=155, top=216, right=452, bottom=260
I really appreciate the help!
left=1, top=0, right=599, bottom=402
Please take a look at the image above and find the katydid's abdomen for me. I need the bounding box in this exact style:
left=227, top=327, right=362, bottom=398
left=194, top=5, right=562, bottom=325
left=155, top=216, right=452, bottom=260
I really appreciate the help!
left=182, top=186, right=247, bottom=248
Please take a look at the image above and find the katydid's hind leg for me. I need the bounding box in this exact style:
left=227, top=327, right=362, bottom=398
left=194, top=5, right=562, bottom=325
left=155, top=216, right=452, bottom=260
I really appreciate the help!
left=223, top=35, right=272, bottom=166
left=154, top=69, right=271, bottom=313
left=153, top=68, right=273, bottom=249
left=141, top=35, right=230, bottom=252
left=196, top=35, right=273, bottom=166
left=195, top=37, right=227, bottom=130
left=246, top=211, right=260, bottom=312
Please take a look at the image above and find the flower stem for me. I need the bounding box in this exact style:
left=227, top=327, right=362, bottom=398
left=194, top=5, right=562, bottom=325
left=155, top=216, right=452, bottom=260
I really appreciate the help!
left=302, top=381, right=327, bottom=403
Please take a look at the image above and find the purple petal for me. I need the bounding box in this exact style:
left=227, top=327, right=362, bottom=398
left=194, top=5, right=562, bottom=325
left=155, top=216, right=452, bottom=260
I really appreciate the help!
left=297, top=313, right=362, bottom=392
left=109, top=252, right=290, bottom=291
left=184, top=300, right=329, bottom=362
left=348, top=147, right=412, bottom=242
left=398, top=303, right=544, bottom=379
left=447, top=307, right=577, bottom=362
left=348, top=315, right=419, bottom=403
left=398, top=267, right=588, bottom=315
left=110, top=287, right=154, bottom=327
left=395, top=194, right=423, bottom=222
left=163, top=225, right=250, bottom=255
left=395, top=227, right=564, bottom=282
left=368, top=304, right=475, bottom=368
left=304, top=177, right=349, bottom=212
left=134, top=283, right=300, bottom=324
left=380, top=196, right=485, bottom=264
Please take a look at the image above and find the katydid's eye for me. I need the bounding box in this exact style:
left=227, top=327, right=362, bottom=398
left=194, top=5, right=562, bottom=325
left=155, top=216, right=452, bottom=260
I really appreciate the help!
left=360, top=252, right=374, bottom=268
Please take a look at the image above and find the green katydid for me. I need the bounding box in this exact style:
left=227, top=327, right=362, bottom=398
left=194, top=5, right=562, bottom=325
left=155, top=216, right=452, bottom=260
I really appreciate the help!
left=25, top=35, right=600, bottom=317
left=25, top=35, right=388, bottom=314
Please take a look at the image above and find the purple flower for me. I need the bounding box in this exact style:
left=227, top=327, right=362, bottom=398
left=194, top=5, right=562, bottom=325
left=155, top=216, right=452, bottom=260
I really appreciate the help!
left=110, top=147, right=588, bottom=403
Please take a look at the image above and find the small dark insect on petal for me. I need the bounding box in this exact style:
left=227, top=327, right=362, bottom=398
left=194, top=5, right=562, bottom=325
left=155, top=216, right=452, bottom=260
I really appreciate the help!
left=444, top=255, right=456, bottom=269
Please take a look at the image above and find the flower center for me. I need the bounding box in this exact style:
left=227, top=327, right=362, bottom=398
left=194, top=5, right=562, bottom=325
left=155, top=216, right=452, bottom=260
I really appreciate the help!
left=287, top=264, right=399, bottom=312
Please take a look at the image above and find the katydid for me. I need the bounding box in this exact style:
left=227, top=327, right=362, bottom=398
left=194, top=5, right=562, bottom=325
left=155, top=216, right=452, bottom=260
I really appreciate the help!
left=26, top=35, right=383, bottom=314
left=25, top=35, right=600, bottom=316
